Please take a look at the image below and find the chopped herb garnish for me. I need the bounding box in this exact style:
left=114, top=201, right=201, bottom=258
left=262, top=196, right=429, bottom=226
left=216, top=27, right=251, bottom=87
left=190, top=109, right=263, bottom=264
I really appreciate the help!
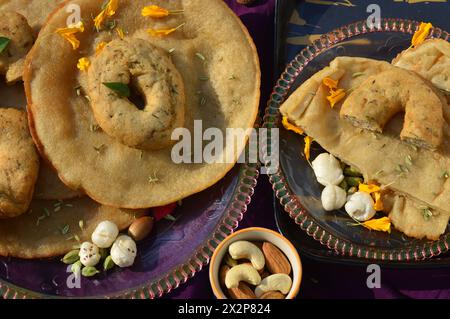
left=0, top=37, right=11, bottom=54
left=84, top=95, right=91, bottom=102
left=44, top=208, right=51, bottom=217
left=228, top=75, right=237, bottom=80
left=405, top=155, right=413, bottom=166
left=352, top=72, right=365, bottom=78
left=200, top=96, right=207, bottom=106
left=79, top=220, right=84, bottom=231
left=91, top=124, right=101, bottom=132
left=36, top=215, right=46, bottom=226
left=199, top=76, right=209, bottom=81
left=74, top=235, right=81, bottom=242
left=60, top=225, right=70, bottom=235
left=164, top=214, right=177, bottom=222
left=102, top=82, right=130, bottom=98
left=105, top=20, right=117, bottom=30
left=168, top=48, right=175, bottom=54
left=422, top=207, right=433, bottom=221
left=94, top=144, right=106, bottom=154
left=148, top=172, right=159, bottom=184
left=441, top=171, right=449, bottom=179
left=195, top=53, right=206, bottom=61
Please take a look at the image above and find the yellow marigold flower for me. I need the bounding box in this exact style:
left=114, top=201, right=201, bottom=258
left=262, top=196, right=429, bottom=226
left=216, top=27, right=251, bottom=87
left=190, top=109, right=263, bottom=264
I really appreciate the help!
left=411, top=22, right=433, bottom=47
left=94, top=0, right=119, bottom=31
left=323, top=77, right=338, bottom=90
left=147, top=22, right=185, bottom=37
left=326, top=89, right=346, bottom=108
left=359, top=183, right=381, bottom=194
left=116, top=27, right=125, bottom=39
left=142, top=5, right=184, bottom=18
left=95, top=41, right=107, bottom=55
left=361, top=217, right=391, bottom=234
left=55, top=21, right=85, bottom=50
left=77, top=57, right=90, bottom=71
left=373, top=192, right=384, bottom=211
left=282, top=116, right=304, bottom=135
left=304, top=136, right=314, bottom=161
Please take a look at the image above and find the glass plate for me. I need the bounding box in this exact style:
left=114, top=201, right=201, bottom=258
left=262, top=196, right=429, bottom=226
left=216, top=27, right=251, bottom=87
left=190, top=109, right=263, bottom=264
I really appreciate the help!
left=263, top=19, right=450, bottom=262
left=0, top=163, right=258, bottom=299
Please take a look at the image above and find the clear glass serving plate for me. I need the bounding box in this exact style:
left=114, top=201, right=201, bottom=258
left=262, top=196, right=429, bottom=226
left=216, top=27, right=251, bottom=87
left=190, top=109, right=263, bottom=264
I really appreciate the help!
left=263, top=19, right=450, bottom=262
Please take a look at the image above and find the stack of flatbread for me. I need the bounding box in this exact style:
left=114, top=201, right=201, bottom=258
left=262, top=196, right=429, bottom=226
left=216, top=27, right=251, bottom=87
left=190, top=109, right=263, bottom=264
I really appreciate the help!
left=281, top=39, right=450, bottom=240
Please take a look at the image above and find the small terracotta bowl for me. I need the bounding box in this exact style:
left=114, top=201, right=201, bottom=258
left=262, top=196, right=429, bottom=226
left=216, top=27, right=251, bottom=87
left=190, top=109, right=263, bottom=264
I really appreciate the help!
left=209, top=227, right=302, bottom=299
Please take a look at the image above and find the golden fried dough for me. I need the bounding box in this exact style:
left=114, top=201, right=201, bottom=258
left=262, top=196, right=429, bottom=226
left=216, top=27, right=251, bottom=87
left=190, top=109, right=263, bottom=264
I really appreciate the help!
left=0, top=108, right=39, bottom=218
left=341, top=68, right=444, bottom=150
left=0, top=197, right=145, bottom=258
left=0, top=11, right=34, bottom=84
left=280, top=56, right=450, bottom=240
left=88, top=39, right=185, bottom=150
left=25, top=0, right=260, bottom=209
left=393, top=39, right=450, bottom=94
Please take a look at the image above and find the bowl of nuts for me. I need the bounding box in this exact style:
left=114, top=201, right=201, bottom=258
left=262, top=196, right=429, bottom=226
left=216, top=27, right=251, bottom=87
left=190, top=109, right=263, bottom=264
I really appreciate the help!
left=209, top=227, right=302, bottom=299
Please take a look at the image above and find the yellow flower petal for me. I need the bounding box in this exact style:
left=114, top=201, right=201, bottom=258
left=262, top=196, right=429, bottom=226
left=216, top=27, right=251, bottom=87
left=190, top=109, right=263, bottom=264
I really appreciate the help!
left=94, top=0, right=119, bottom=31
left=359, top=183, right=381, bottom=194
left=323, top=77, right=338, bottom=90
left=282, top=116, right=304, bottom=135
left=373, top=192, right=384, bottom=211
left=116, top=27, right=125, bottom=39
left=147, top=23, right=185, bottom=37
left=142, top=5, right=169, bottom=18
left=361, top=217, right=391, bottom=234
left=77, top=57, right=90, bottom=71
left=411, top=22, right=433, bottom=47
left=304, top=136, right=314, bottom=161
left=55, top=21, right=85, bottom=50
left=95, top=41, right=108, bottom=55
left=326, top=89, right=346, bottom=108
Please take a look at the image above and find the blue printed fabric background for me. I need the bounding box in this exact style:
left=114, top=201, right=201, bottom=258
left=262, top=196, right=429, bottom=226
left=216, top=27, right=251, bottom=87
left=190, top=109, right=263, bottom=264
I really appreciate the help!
left=285, top=0, right=450, bottom=62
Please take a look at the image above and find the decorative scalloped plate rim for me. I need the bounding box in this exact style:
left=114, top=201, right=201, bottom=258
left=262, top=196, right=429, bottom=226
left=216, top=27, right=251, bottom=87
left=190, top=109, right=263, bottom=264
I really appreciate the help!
left=0, top=163, right=259, bottom=299
left=262, top=18, right=450, bottom=262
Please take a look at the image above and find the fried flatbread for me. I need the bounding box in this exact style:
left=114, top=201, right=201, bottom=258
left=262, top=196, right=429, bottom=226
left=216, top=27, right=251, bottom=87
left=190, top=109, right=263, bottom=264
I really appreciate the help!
left=393, top=39, right=450, bottom=94
left=25, top=0, right=260, bottom=209
left=0, top=197, right=145, bottom=258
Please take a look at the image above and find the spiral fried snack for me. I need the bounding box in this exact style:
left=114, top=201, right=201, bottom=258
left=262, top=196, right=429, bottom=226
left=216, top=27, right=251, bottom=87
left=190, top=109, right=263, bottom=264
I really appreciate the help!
left=340, top=68, right=445, bottom=150
left=88, top=39, right=185, bottom=150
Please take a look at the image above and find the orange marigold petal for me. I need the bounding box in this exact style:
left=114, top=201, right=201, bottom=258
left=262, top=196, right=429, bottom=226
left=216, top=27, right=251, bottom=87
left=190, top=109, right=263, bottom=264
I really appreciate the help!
left=359, top=183, right=381, bottom=194
left=77, top=57, right=90, bottom=71
left=326, top=89, right=346, bottom=108
left=147, top=23, right=185, bottom=37
left=362, top=217, right=391, bottom=234
left=282, top=116, right=304, bottom=135
left=373, top=192, right=384, bottom=211
left=142, top=5, right=169, bottom=18
left=323, top=77, right=338, bottom=90
left=95, top=41, right=108, bottom=55
left=304, top=136, right=314, bottom=161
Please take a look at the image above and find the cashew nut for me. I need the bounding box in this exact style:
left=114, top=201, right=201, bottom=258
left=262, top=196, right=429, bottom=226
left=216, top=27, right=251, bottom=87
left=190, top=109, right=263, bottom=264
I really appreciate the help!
left=225, top=264, right=262, bottom=289
left=228, top=241, right=265, bottom=270
left=254, top=274, right=293, bottom=298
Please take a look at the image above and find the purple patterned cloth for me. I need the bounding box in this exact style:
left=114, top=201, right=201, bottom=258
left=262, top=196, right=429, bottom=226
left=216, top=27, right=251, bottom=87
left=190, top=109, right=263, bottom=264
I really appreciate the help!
left=164, top=0, right=450, bottom=300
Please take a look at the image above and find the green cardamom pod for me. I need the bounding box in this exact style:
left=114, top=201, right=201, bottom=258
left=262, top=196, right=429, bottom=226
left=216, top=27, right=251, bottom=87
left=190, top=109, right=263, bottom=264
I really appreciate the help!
left=71, top=260, right=82, bottom=274
left=344, top=167, right=363, bottom=178
left=99, top=248, right=109, bottom=259
left=103, top=256, right=115, bottom=271
left=82, top=266, right=100, bottom=277
left=345, top=177, right=363, bottom=188
left=62, top=249, right=80, bottom=265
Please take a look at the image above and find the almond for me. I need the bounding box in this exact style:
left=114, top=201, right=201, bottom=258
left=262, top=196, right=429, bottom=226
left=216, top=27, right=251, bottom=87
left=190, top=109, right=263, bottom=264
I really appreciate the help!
left=260, top=291, right=286, bottom=300
left=262, top=242, right=291, bottom=275
left=128, top=216, right=154, bottom=241
left=228, top=282, right=256, bottom=299
left=219, top=265, right=230, bottom=289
